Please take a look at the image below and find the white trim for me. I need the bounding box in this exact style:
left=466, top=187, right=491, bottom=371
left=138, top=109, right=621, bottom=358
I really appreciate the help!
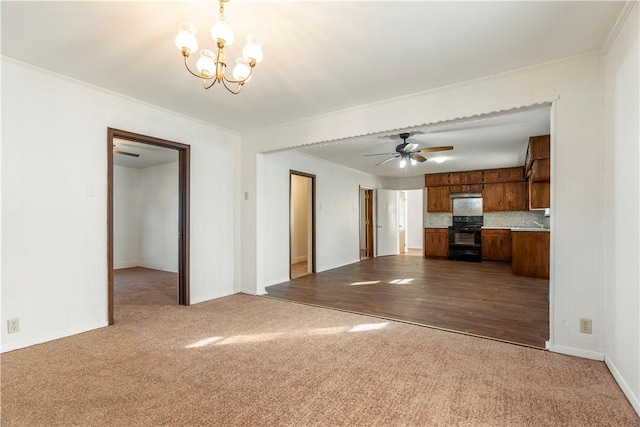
left=1, top=321, right=109, bottom=353
left=548, top=344, right=605, bottom=361
left=605, top=355, right=640, bottom=417
left=114, top=261, right=141, bottom=270
left=601, top=1, right=637, bottom=54
left=140, top=262, right=178, bottom=274
left=241, top=288, right=260, bottom=296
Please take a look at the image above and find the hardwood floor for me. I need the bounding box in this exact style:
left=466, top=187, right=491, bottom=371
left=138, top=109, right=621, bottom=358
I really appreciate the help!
left=265, top=256, right=549, bottom=349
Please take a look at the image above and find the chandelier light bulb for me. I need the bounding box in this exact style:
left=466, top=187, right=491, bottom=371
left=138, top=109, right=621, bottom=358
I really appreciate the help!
left=175, top=23, right=198, bottom=53
left=399, top=159, right=407, bottom=168
left=211, top=13, right=234, bottom=46
left=196, top=50, right=216, bottom=77
left=232, top=58, right=252, bottom=81
left=242, top=34, right=264, bottom=63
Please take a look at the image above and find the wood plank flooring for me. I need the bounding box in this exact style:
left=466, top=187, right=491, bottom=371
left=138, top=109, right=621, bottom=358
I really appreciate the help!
left=265, top=256, right=549, bottom=349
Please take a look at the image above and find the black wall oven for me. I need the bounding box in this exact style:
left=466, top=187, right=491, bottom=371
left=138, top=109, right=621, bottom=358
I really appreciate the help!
left=448, top=215, right=483, bottom=262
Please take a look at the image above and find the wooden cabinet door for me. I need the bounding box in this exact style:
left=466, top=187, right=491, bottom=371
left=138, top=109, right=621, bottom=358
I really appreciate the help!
left=482, top=183, right=504, bottom=211
left=503, top=167, right=524, bottom=181
left=529, top=180, right=550, bottom=209
left=482, top=229, right=511, bottom=261
left=425, top=173, right=450, bottom=186
left=468, top=170, right=483, bottom=184
left=449, top=172, right=468, bottom=185
left=426, top=186, right=451, bottom=212
left=531, top=159, right=550, bottom=181
left=504, top=181, right=527, bottom=211
left=425, top=228, right=448, bottom=258
left=512, top=231, right=550, bottom=278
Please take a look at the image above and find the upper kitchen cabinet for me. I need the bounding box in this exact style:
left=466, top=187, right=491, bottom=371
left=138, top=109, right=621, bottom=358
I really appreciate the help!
left=449, top=170, right=483, bottom=185
left=482, top=167, right=524, bottom=183
left=426, top=186, right=451, bottom=212
left=526, top=135, right=551, bottom=209
left=425, top=173, right=450, bottom=187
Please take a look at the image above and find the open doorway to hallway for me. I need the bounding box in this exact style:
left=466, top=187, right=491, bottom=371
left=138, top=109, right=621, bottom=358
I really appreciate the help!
left=290, top=171, right=316, bottom=279
left=359, top=187, right=374, bottom=259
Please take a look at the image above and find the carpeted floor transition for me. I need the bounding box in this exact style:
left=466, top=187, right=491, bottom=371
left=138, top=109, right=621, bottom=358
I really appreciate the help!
left=2, top=291, right=638, bottom=425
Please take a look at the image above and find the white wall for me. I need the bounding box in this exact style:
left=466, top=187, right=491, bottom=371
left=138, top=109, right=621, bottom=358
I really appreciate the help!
left=1, top=59, right=241, bottom=352
left=603, top=3, right=639, bottom=415
left=260, top=151, right=380, bottom=290
left=406, top=189, right=423, bottom=250
left=113, top=165, right=142, bottom=269
left=242, top=53, right=609, bottom=362
left=140, top=162, right=179, bottom=273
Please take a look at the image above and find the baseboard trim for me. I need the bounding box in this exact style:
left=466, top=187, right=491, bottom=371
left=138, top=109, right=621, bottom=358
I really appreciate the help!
left=114, top=261, right=141, bottom=269
left=1, top=321, right=109, bottom=353
left=140, top=262, right=178, bottom=273
left=548, top=344, right=605, bottom=361
left=190, top=289, right=239, bottom=305
left=605, top=355, right=640, bottom=417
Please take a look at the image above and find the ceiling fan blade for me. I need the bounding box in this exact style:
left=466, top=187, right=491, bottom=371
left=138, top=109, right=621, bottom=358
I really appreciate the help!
left=375, top=156, right=397, bottom=166
left=412, top=153, right=427, bottom=163
left=364, top=152, right=396, bottom=156
left=418, top=146, right=454, bottom=153
left=114, top=150, right=140, bottom=157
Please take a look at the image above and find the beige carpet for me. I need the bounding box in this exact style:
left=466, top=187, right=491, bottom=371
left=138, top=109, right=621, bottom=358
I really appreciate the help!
left=1, top=293, right=638, bottom=426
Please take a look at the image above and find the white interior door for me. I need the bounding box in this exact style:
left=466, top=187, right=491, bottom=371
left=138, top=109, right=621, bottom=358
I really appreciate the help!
left=376, top=189, right=399, bottom=256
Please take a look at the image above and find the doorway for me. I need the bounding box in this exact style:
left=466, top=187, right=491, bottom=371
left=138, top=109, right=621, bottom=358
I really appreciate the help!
left=290, top=171, right=316, bottom=279
left=359, top=187, right=374, bottom=259
left=107, top=128, right=190, bottom=325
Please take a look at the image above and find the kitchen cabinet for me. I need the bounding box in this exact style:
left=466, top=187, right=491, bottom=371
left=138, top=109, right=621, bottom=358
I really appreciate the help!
left=511, top=231, right=550, bottom=279
left=449, top=171, right=483, bottom=185
left=483, top=182, right=526, bottom=211
left=425, top=173, right=450, bottom=187
left=449, top=184, right=483, bottom=194
left=424, top=228, right=448, bottom=258
left=483, top=167, right=524, bottom=183
left=481, top=229, right=511, bottom=261
left=525, top=134, right=551, bottom=210
left=426, top=186, right=451, bottom=212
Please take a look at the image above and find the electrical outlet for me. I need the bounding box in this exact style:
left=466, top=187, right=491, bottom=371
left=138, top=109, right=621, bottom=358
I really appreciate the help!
left=7, top=318, right=20, bottom=334
left=579, top=318, right=592, bottom=334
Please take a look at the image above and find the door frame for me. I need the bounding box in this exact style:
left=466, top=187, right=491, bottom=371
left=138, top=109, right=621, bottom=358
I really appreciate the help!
left=359, top=186, right=374, bottom=259
left=289, top=170, right=316, bottom=279
left=107, top=128, right=191, bottom=325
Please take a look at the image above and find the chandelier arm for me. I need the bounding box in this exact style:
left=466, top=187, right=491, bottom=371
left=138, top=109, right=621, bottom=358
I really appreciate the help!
left=221, top=65, right=255, bottom=85
left=221, top=77, right=243, bottom=94
left=203, top=78, right=219, bottom=90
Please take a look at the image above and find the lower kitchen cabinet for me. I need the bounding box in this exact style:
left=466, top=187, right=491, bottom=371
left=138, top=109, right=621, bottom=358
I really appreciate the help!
left=424, top=228, right=448, bottom=258
left=481, top=229, right=511, bottom=261
left=511, top=231, right=550, bottom=279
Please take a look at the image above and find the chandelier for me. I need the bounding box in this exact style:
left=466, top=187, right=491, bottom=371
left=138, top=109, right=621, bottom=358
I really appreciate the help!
left=175, top=0, right=264, bottom=95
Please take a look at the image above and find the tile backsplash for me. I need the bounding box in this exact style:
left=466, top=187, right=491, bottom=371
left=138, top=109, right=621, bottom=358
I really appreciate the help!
left=424, top=210, right=548, bottom=228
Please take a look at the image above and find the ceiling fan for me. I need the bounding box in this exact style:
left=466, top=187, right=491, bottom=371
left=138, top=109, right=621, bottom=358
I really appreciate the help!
left=365, top=132, right=453, bottom=167
left=113, top=144, right=140, bottom=157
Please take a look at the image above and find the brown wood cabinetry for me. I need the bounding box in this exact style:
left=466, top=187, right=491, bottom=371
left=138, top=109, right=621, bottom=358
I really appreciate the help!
left=525, top=135, right=551, bottom=210
left=449, top=184, right=483, bottom=194
left=483, top=167, right=524, bottom=183
left=482, top=177, right=527, bottom=212
left=425, top=173, right=450, bottom=186
left=424, top=228, right=448, bottom=258
left=511, top=231, right=550, bottom=279
left=426, top=186, right=451, bottom=212
left=481, top=229, right=511, bottom=261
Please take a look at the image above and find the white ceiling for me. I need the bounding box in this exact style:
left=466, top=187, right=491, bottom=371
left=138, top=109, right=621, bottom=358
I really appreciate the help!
left=1, top=1, right=623, bottom=136
left=113, top=139, right=178, bottom=169
left=294, top=105, right=551, bottom=178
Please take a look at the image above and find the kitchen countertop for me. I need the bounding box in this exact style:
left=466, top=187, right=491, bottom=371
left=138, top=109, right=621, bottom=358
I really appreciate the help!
left=482, top=226, right=550, bottom=232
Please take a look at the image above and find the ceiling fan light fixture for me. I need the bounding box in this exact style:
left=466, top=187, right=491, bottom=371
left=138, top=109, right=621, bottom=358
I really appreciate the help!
left=410, top=158, right=417, bottom=166
left=399, top=158, right=407, bottom=168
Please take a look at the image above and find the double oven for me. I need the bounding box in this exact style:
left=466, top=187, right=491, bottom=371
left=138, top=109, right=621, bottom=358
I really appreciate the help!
left=448, top=195, right=483, bottom=262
